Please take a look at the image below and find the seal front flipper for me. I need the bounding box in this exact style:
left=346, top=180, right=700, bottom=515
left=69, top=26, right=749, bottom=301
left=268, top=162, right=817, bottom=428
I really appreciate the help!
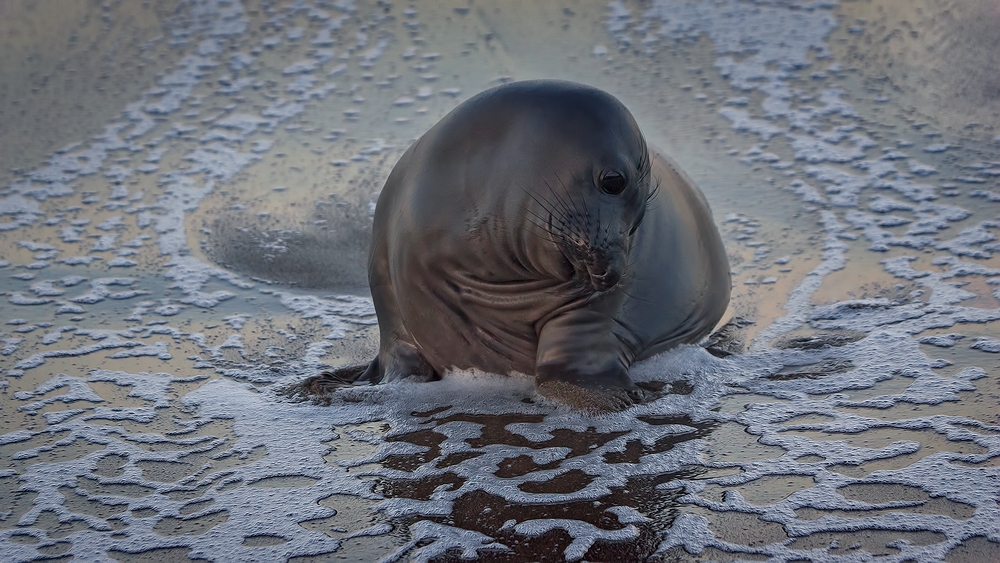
left=534, top=306, right=643, bottom=412
left=294, top=341, right=439, bottom=401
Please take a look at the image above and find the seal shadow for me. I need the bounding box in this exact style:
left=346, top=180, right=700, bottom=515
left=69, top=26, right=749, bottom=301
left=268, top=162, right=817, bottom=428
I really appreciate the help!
left=203, top=194, right=373, bottom=290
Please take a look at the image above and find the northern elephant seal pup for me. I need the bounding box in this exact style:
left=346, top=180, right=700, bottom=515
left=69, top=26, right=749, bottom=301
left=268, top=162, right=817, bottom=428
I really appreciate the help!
left=317, top=80, right=730, bottom=411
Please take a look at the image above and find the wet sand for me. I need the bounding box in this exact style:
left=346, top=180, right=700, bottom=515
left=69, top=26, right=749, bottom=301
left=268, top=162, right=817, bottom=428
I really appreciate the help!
left=1, top=0, right=999, bottom=561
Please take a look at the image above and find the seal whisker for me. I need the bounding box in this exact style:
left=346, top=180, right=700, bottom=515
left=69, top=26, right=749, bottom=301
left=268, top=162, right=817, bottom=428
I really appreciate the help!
left=516, top=182, right=560, bottom=217
left=519, top=205, right=551, bottom=226
left=555, top=171, right=593, bottom=238
left=523, top=223, right=560, bottom=244
left=518, top=192, right=558, bottom=226
left=540, top=175, right=592, bottom=254
left=531, top=190, right=565, bottom=221
left=539, top=177, right=575, bottom=219
left=517, top=183, right=578, bottom=248
left=643, top=176, right=663, bottom=212
left=637, top=148, right=652, bottom=183
left=602, top=213, right=614, bottom=247
left=556, top=170, right=585, bottom=215
left=646, top=177, right=661, bottom=203
left=520, top=208, right=561, bottom=241
left=520, top=209, right=565, bottom=247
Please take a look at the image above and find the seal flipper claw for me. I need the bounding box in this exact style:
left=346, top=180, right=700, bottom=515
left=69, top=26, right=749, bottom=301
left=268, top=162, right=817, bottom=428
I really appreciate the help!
left=279, top=359, right=375, bottom=404
left=294, top=344, right=444, bottom=402
left=300, top=360, right=375, bottom=396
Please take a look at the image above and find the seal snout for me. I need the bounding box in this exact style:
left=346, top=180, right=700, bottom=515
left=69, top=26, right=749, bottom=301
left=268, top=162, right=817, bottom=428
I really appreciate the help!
left=588, top=265, right=623, bottom=292
left=584, top=249, right=626, bottom=292
left=573, top=244, right=627, bottom=292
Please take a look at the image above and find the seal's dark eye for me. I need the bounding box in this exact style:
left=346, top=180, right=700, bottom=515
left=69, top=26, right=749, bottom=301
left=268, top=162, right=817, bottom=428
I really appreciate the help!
left=599, top=170, right=627, bottom=195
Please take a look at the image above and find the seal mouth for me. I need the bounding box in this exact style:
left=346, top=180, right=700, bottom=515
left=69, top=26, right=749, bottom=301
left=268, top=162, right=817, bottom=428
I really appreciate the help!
left=587, top=265, right=623, bottom=292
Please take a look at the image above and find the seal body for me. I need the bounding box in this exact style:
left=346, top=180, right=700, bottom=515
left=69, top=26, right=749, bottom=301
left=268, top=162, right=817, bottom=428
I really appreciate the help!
left=355, top=80, right=730, bottom=409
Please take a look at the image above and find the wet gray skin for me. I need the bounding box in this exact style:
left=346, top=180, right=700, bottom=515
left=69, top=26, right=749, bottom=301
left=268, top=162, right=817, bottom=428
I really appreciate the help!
left=330, top=80, right=731, bottom=411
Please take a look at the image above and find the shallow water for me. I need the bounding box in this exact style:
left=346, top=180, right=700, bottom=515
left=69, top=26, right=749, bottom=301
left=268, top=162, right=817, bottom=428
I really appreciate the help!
left=1, top=0, right=999, bottom=561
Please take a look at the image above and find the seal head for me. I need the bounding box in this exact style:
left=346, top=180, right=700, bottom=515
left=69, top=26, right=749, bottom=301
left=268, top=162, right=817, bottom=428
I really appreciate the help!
left=506, top=84, right=652, bottom=296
